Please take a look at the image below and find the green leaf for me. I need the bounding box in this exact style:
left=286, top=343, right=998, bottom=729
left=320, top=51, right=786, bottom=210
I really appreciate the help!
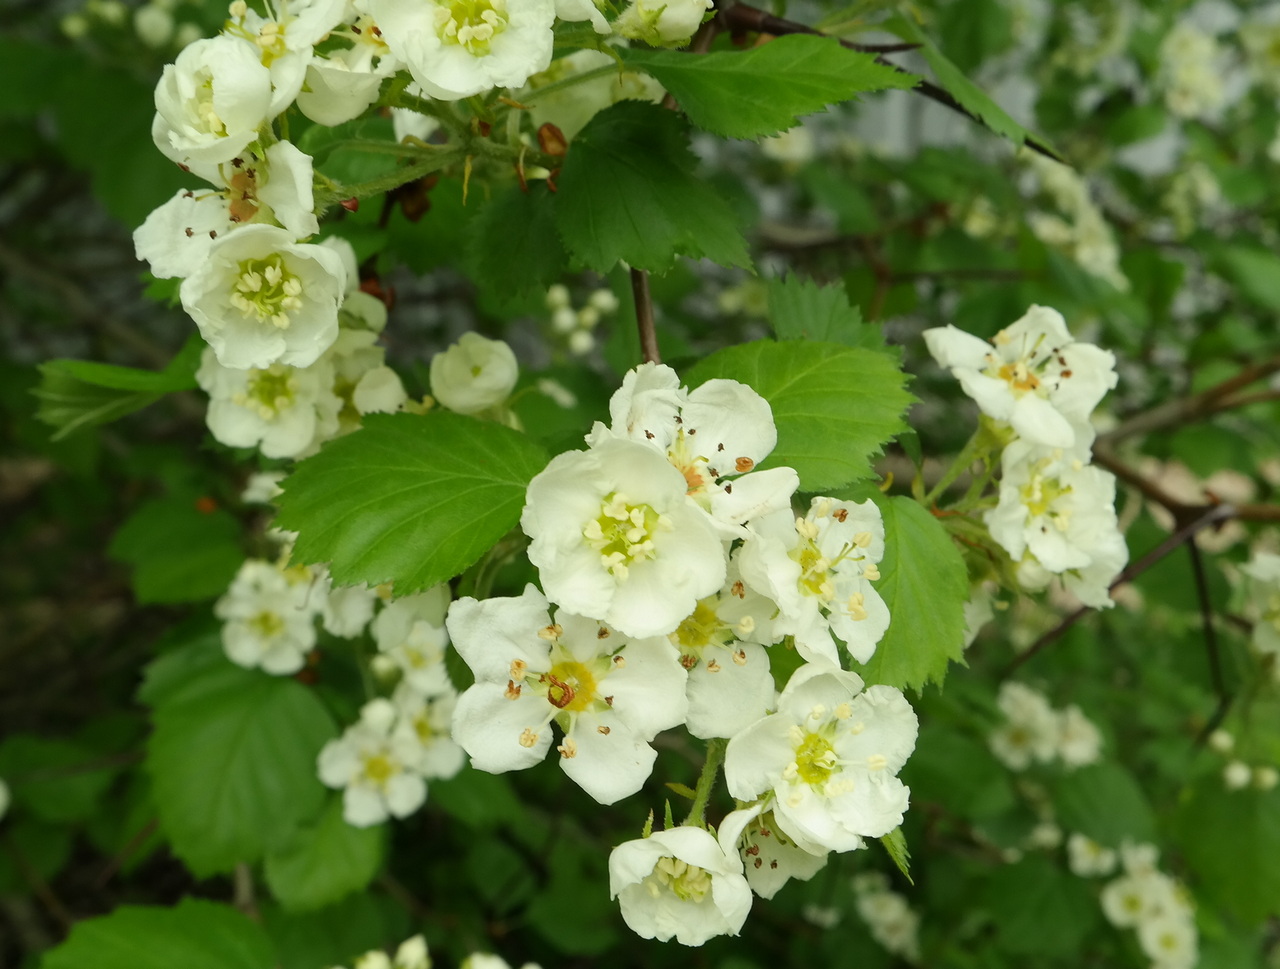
left=1211, top=246, right=1280, bottom=312
left=554, top=101, right=751, bottom=273
left=0, top=735, right=118, bottom=824
left=147, top=660, right=335, bottom=877
left=884, top=15, right=1055, bottom=155
left=767, top=274, right=885, bottom=348
left=850, top=496, right=967, bottom=691
left=619, top=36, right=917, bottom=140
left=981, top=857, right=1099, bottom=956
left=262, top=895, right=400, bottom=969
left=265, top=796, right=386, bottom=913
left=467, top=182, right=567, bottom=297
left=109, top=493, right=244, bottom=604
left=1051, top=762, right=1156, bottom=848
left=1176, top=778, right=1280, bottom=925
left=684, top=340, right=913, bottom=491
left=41, top=899, right=275, bottom=969
left=276, top=412, right=549, bottom=595
left=32, top=337, right=201, bottom=440
left=879, top=828, right=913, bottom=884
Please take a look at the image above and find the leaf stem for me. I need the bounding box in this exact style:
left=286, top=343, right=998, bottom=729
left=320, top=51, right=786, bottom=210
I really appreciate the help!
left=922, top=428, right=988, bottom=506
left=683, top=737, right=726, bottom=827
left=631, top=267, right=661, bottom=364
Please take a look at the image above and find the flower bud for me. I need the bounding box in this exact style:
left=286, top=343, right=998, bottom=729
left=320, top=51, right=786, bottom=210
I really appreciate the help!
left=428, top=333, right=518, bottom=415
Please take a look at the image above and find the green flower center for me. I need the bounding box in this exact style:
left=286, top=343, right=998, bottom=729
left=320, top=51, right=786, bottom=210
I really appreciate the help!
left=230, top=254, right=304, bottom=329
left=434, top=0, right=509, bottom=55
left=238, top=364, right=298, bottom=419
left=363, top=753, right=397, bottom=784
left=672, top=599, right=729, bottom=654
left=645, top=856, right=712, bottom=903
left=1020, top=464, right=1074, bottom=523
left=583, top=492, right=668, bottom=579
left=794, top=731, right=838, bottom=785
left=248, top=610, right=285, bottom=638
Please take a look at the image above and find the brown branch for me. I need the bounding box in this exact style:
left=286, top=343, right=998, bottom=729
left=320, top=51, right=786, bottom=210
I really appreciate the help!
left=630, top=267, right=661, bottom=365
left=1094, top=444, right=1280, bottom=524
left=719, top=3, right=1062, bottom=161
left=1101, top=354, right=1280, bottom=445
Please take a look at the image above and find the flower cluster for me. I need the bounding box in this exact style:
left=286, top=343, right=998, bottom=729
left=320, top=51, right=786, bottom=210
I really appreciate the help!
left=442, top=362, right=919, bottom=944
left=852, top=870, right=922, bottom=963
left=925, top=305, right=1128, bottom=608
left=1240, top=550, right=1280, bottom=683
left=318, top=585, right=465, bottom=826
left=327, top=935, right=538, bottom=969
left=1098, top=842, right=1199, bottom=969
left=988, top=681, right=1102, bottom=771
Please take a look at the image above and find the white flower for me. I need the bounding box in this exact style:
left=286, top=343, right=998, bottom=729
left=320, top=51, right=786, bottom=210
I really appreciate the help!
left=215, top=558, right=320, bottom=674
left=1138, top=912, right=1198, bottom=969
left=1056, top=704, right=1102, bottom=767
left=318, top=697, right=428, bottom=826
left=1066, top=832, right=1116, bottom=877
left=608, top=820, right=753, bottom=946
left=462, top=956, right=541, bottom=969
left=242, top=470, right=285, bottom=504
left=1223, top=759, right=1252, bottom=790
left=615, top=0, right=712, bottom=46
left=555, top=0, right=610, bottom=33
left=725, top=662, right=918, bottom=852
left=364, top=0, right=557, bottom=100
left=447, top=585, right=688, bottom=805
left=196, top=348, right=342, bottom=459
left=522, top=436, right=727, bottom=639
left=181, top=224, right=346, bottom=370
left=225, top=0, right=350, bottom=114
left=152, top=35, right=273, bottom=176
left=988, top=681, right=1059, bottom=770
left=372, top=585, right=453, bottom=696
left=670, top=559, right=777, bottom=741
left=1159, top=22, right=1225, bottom=120
left=1100, top=868, right=1186, bottom=929
left=134, top=140, right=319, bottom=280
left=986, top=441, right=1127, bottom=608
left=588, top=363, right=799, bottom=538
left=390, top=682, right=466, bottom=780
left=296, top=20, right=400, bottom=126
left=325, top=328, right=408, bottom=435
left=732, top=807, right=828, bottom=900
left=854, top=883, right=921, bottom=963
left=391, top=935, right=430, bottom=969
left=1254, top=765, right=1279, bottom=790
left=923, top=306, right=1117, bottom=450
left=429, top=332, right=518, bottom=415
left=525, top=49, right=663, bottom=141
left=738, top=497, right=889, bottom=666
left=319, top=575, right=379, bottom=638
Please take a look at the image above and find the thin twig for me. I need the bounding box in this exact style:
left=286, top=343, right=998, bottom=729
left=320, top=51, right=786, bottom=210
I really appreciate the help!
left=1187, top=539, right=1232, bottom=744
left=630, top=267, right=661, bottom=364
left=1004, top=504, right=1237, bottom=676
left=719, top=3, right=1061, bottom=160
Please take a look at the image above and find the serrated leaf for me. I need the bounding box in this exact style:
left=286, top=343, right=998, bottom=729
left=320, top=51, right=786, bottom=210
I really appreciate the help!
left=467, top=182, right=567, bottom=297
left=554, top=101, right=751, bottom=273
left=879, top=827, right=913, bottom=884
left=1176, top=778, right=1280, bottom=925
left=767, top=274, right=885, bottom=348
left=851, top=495, right=967, bottom=691
left=683, top=340, right=912, bottom=491
left=147, top=660, right=335, bottom=876
left=884, top=15, right=1054, bottom=155
left=40, top=899, right=275, bottom=969
left=620, top=35, right=917, bottom=140
left=264, top=796, right=386, bottom=913
left=276, top=412, right=549, bottom=594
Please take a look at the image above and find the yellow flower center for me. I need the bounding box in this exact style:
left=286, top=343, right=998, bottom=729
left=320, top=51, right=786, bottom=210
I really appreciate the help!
left=644, top=856, right=712, bottom=903
left=583, top=492, right=667, bottom=579
left=230, top=254, right=304, bottom=329
left=434, top=0, right=509, bottom=56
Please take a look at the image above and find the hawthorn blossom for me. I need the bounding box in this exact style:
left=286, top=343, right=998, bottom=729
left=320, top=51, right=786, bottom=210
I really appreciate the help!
left=196, top=347, right=341, bottom=459
left=1066, top=832, right=1117, bottom=878
left=609, top=818, right=754, bottom=946
left=390, top=682, right=466, bottom=780
left=587, top=363, right=799, bottom=538
left=615, top=0, right=712, bottom=46
left=152, top=35, right=273, bottom=177
left=429, top=332, right=518, bottom=415
left=296, top=10, right=400, bottom=126
left=317, top=697, right=428, bottom=826
left=215, top=558, right=320, bottom=674
left=987, top=440, right=1127, bottom=608
left=521, top=436, right=726, bottom=639
left=725, top=663, right=918, bottom=853
left=328, top=934, right=430, bottom=969
left=732, top=807, right=828, bottom=899
left=738, top=497, right=888, bottom=666
left=924, top=306, right=1117, bottom=450
left=372, top=585, right=452, bottom=696
left=180, top=224, right=346, bottom=370
left=1241, top=551, right=1280, bottom=678
left=852, top=872, right=922, bottom=963
left=363, top=0, right=557, bottom=100
left=447, top=585, right=688, bottom=804
left=225, top=0, right=350, bottom=115
left=988, top=681, right=1059, bottom=770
